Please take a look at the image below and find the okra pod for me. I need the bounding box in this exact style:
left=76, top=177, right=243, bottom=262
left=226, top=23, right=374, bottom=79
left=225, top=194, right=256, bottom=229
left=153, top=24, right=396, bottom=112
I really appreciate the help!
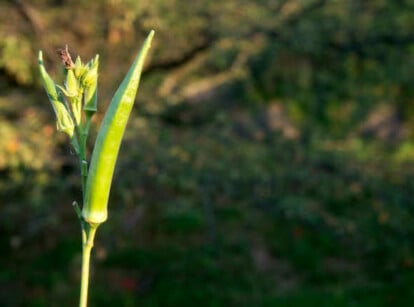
left=82, top=30, right=154, bottom=224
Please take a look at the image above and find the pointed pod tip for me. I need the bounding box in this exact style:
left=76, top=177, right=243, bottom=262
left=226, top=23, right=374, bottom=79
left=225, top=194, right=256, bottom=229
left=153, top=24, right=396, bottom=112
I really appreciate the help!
left=38, top=50, right=43, bottom=64
left=147, top=30, right=155, bottom=43
left=139, top=30, right=154, bottom=54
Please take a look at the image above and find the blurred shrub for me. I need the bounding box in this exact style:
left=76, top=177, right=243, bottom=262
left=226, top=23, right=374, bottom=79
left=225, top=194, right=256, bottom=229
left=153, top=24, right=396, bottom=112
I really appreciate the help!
left=0, top=34, right=33, bottom=85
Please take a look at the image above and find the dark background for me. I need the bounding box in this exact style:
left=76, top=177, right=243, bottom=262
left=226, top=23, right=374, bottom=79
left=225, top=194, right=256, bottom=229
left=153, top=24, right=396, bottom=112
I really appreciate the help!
left=2, top=0, right=414, bottom=306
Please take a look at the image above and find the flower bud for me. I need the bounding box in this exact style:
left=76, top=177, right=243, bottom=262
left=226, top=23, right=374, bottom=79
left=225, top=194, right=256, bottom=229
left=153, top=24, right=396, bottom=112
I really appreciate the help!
left=38, top=51, right=59, bottom=101
left=38, top=51, right=75, bottom=137
left=81, top=55, right=99, bottom=87
left=83, top=55, right=99, bottom=114
left=64, top=69, right=79, bottom=97
left=54, top=94, right=76, bottom=137
left=74, top=56, right=85, bottom=79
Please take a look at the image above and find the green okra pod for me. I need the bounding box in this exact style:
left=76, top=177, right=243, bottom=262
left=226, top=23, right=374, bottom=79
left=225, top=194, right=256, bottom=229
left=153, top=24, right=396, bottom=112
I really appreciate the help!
left=82, top=30, right=154, bottom=224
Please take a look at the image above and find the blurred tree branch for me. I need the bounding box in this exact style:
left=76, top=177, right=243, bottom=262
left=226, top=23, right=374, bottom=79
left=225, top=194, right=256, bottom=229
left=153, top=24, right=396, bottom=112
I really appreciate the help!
left=147, top=32, right=215, bottom=72
left=12, top=0, right=44, bottom=35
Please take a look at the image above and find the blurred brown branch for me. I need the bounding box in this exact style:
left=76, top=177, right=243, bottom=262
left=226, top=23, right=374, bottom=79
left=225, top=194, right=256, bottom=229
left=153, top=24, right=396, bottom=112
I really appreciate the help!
left=12, top=0, right=44, bottom=35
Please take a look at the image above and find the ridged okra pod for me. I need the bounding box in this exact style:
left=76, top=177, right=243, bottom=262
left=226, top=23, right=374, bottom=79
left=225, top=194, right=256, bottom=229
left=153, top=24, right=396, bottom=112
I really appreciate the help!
left=82, top=30, right=154, bottom=224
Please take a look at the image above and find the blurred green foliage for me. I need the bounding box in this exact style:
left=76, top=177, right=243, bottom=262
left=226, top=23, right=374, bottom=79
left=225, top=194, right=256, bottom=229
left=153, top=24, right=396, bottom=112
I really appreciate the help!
left=2, top=0, right=414, bottom=306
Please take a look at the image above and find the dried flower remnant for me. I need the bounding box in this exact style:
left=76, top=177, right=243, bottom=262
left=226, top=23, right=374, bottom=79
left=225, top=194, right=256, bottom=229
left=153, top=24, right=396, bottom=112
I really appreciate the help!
left=56, top=45, right=75, bottom=69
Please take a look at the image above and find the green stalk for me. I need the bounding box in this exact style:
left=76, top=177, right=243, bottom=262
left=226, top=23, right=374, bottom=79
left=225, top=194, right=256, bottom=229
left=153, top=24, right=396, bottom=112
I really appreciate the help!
left=79, top=224, right=98, bottom=307
left=77, top=120, right=90, bottom=202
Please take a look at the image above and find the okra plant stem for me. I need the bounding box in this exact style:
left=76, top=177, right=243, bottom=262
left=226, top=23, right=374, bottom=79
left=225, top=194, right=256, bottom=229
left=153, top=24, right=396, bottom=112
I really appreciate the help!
left=76, top=114, right=92, bottom=201
left=79, top=224, right=98, bottom=307
left=39, top=30, right=154, bottom=307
